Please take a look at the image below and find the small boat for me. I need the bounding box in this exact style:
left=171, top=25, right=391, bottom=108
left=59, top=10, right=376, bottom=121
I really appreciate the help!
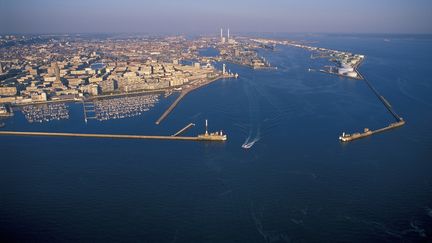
left=0, top=122, right=5, bottom=128
left=241, top=139, right=258, bottom=149
left=242, top=141, right=255, bottom=149
left=241, top=143, right=253, bottom=149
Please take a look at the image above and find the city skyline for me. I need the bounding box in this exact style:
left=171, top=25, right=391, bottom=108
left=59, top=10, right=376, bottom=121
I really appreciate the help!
left=1, top=0, right=432, bottom=34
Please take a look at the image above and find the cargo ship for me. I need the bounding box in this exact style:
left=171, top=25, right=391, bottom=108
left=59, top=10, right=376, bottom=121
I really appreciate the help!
left=197, top=120, right=227, bottom=141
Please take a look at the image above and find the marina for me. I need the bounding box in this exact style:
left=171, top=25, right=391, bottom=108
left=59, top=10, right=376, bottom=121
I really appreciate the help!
left=92, top=94, right=159, bottom=121
left=20, top=103, right=69, bottom=123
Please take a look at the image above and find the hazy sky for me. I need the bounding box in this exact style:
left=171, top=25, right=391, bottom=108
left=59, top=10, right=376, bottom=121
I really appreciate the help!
left=1, top=0, right=431, bottom=34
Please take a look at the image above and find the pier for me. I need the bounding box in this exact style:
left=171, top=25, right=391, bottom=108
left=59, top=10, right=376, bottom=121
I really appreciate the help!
left=156, top=91, right=187, bottom=125
left=0, top=131, right=196, bottom=140
left=0, top=120, right=226, bottom=142
left=155, top=76, right=226, bottom=125
left=172, top=123, right=195, bottom=136
left=339, top=120, right=405, bottom=142
left=363, top=77, right=402, bottom=121
left=82, top=101, right=96, bottom=122
left=340, top=76, right=405, bottom=142
left=0, top=130, right=225, bottom=142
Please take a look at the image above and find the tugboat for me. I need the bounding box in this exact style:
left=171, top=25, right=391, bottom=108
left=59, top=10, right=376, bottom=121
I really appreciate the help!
left=197, top=120, right=227, bottom=141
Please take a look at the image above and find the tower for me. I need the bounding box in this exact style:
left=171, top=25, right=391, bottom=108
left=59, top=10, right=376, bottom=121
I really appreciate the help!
left=220, top=28, right=225, bottom=44
left=54, top=63, right=61, bottom=84
left=227, top=28, right=230, bottom=41
left=222, top=63, right=226, bottom=75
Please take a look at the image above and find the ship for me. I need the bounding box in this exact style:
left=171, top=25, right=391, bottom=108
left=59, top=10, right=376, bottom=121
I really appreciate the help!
left=197, top=120, right=227, bottom=141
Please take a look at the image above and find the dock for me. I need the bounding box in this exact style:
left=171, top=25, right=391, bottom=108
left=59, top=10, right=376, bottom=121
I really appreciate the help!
left=82, top=100, right=96, bottom=122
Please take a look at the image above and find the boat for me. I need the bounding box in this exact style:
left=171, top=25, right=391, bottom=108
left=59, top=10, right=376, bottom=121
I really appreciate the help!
left=0, top=122, right=5, bottom=128
left=164, top=90, right=173, bottom=98
left=241, top=138, right=259, bottom=149
left=241, top=143, right=253, bottom=149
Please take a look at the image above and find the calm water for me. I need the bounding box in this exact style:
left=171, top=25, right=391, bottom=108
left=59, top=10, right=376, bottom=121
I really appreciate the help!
left=1, top=35, right=432, bottom=242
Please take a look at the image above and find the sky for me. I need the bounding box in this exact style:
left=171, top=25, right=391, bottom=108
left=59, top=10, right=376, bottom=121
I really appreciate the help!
left=0, top=0, right=431, bottom=34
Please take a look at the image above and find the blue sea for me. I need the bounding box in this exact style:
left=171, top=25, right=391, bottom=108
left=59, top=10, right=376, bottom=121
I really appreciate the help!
left=1, top=34, right=432, bottom=242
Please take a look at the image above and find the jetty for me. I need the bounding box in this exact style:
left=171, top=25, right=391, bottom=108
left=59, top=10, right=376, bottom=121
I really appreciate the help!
left=156, top=91, right=187, bottom=125
left=0, top=121, right=227, bottom=142
left=156, top=75, right=231, bottom=125
left=172, top=123, right=195, bottom=137
left=339, top=77, right=405, bottom=142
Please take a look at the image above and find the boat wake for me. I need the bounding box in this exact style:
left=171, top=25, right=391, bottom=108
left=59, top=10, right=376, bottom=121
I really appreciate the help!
left=242, top=137, right=260, bottom=149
